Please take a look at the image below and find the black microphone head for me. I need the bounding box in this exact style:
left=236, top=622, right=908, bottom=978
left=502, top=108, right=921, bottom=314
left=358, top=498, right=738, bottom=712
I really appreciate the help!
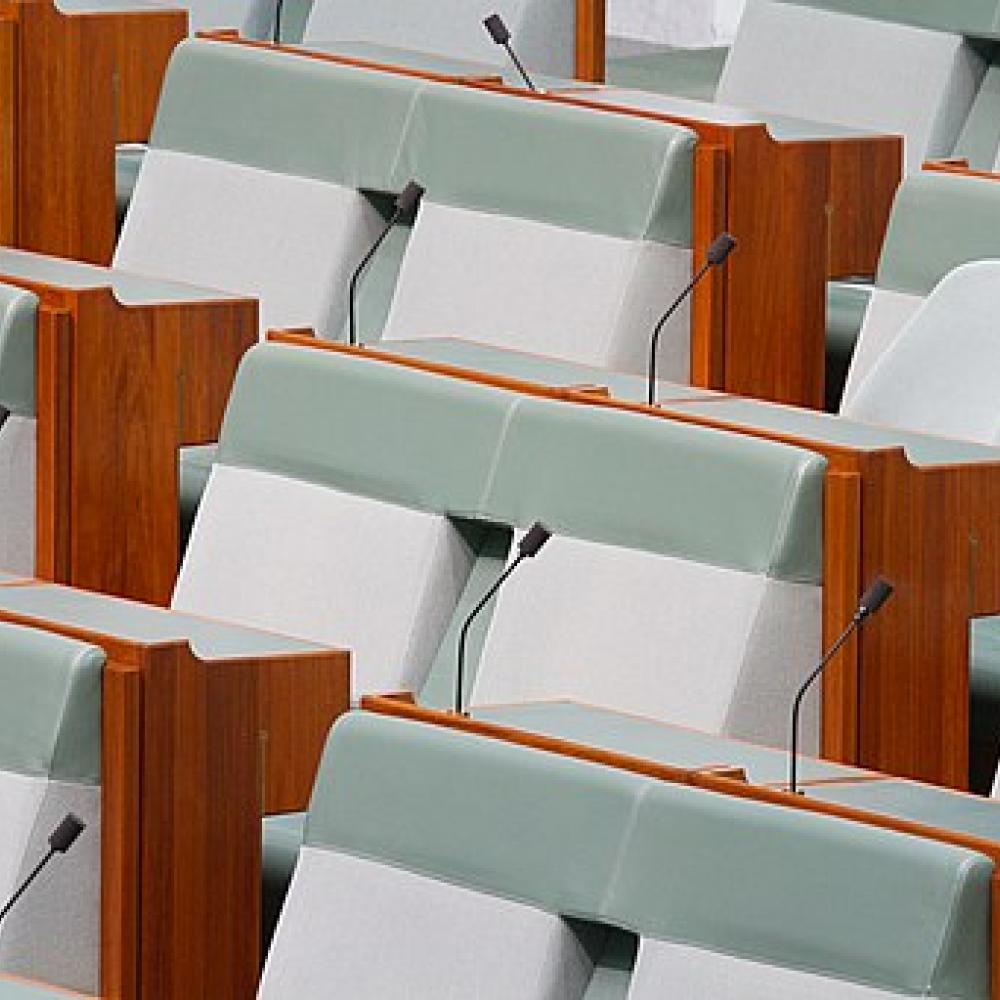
left=857, top=577, right=894, bottom=620
left=49, top=814, right=86, bottom=854
left=394, top=180, right=425, bottom=218
left=518, top=522, right=551, bottom=558
left=706, top=232, right=737, bottom=267
left=484, top=13, right=511, bottom=44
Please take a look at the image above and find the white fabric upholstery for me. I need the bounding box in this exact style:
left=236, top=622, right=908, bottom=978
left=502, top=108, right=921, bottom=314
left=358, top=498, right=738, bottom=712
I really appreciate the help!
left=303, top=0, right=575, bottom=77
left=0, top=774, right=100, bottom=995
left=115, top=149, right=384, bottom=339
left=0, top=416, right=35, bottom=576
left=173, top=465, right=475, bottom=694
left=627, top=938, right=901, bottom=1000
left=840, top=288, right=923, bottom=409
left=260, top=846, right=593, bottom=1000
left=609, top=0, right=746, bottom=46
left=382, top=202, right=693, bottom=379
left=718, top=0, right=984, bottom=173
left=469, top=534, right=821, bottom=751
left=844, top=261, right=1000, bottom=445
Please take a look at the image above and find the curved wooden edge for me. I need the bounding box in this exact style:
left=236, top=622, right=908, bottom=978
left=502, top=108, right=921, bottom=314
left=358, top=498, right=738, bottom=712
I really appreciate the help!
left=924, top=160, right=1000, bottom=183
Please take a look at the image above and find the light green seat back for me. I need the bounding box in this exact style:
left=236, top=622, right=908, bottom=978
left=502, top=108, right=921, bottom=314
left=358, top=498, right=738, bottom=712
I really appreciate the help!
left=216, top=343, right=518, bottom=515
left=0, top=285, right=39, bottom=419
left=0, top=622, right=104, bottom=785
left=482, top=396, right=826, bottom=583
left=953, top=63, right=1000, bottom=168
left=771, top=0, right=1000, bottom=38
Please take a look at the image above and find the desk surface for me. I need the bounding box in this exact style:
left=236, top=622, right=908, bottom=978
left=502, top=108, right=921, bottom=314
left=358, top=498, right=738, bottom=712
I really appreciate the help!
left=0, top=583, right=326, bottom=659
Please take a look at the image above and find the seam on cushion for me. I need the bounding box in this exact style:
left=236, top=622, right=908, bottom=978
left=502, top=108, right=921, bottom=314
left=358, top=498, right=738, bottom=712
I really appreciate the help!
left=599, top=784, right=649, bottom=917
left=477, top=398, right=523, bottom=513
left=719, top=578, right=775, bottom=739
left=640, top=131, right=694, bottom=247
left=388, top=83, right=424, bottom=187
left=766, top=456, right=823, bottom=584
left=604, top=242, right=646, bottom=371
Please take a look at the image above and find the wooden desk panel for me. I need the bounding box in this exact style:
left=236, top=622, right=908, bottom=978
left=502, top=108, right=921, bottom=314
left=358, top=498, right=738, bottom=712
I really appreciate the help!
left=2, top=271, right=257, bottom=605
left=0, top=595, right=349, bottom=1000
left=0, top=0, right=185, bottom=263
left=202, top=33, right=902, bottom=409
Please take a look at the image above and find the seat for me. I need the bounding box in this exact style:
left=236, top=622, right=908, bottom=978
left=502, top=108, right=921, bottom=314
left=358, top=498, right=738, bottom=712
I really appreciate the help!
left=262, top=711, right=991, bottom=999
left=0, top=623, right=102, bottom=995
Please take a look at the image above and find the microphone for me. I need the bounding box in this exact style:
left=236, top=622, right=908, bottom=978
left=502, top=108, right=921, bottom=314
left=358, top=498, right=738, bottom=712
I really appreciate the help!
left=484, top=14, right=538, bottom=92
left=0, top=814, right=86, bottom=925
left=454, top=522, right=551, bottom=715
left=647, top=232, right=736, bottom=406
left=788, top=577, right=894, bottom=794
left=348, top=180, right=425, bottom=347
left=273, top=0, right=284, bottom=42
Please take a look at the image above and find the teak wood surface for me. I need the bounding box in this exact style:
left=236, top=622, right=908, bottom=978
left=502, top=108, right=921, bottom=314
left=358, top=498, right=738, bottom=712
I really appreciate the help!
left=360, top=697, right=1000, bottom=1000
left=3, top=271, right=258, bottom=606
left=0, top=0, right=186, bottom=263
left=280, top=339, right=1000, bottom=789
left=204, top=31, right=902, bottom=409
left=0, top=593, right=350, bottom=1000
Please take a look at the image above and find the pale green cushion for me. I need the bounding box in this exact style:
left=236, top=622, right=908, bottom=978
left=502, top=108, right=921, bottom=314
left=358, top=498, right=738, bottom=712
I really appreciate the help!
left=179, top=443, right=218, bottom=546
left=0, top=584, right=323, bottom=660
left=262, top=813, right=306, bottom=953
left=954, top=63, right=1000, bottom=169
left=876, top=171, right=1000, bottom=297
left=482, top=395, right=826, bottom=582
left=115, top=145, right=146, bottom=229
left=605, top=45, right=729, bottom=101
left=0, top=622, right=104, bottom=785
left=973, top=617, right=1000, bottom=703
left=772, top=0, right=1000, bottom=39
left=0, top=284, right=39, bottom=418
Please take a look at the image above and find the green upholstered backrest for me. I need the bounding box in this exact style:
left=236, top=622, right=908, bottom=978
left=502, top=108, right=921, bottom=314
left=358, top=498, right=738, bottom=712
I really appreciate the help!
left=391, top=83, right=695, bottom=244
left=216, top=344, right=518, bottom=516
left=0, top=622, right=104, bottom=785
left=306, top=712, right=992, bottom=998
left=876, top=171, right=1000, bottom=296
left=482, top=396, right=826, bottom=582
left=772, top=0, right=1000, bottom=39
left=217, top=345, right=825, bottom=581
left=0, top=284, right=39, bottom=418
left=150, top=39, right=695, bottom=245
left=953, top=65, right=1000, bottom=168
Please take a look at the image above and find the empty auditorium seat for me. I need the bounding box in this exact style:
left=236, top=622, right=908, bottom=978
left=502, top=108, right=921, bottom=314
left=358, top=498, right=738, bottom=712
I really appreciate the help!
left=0, top=623, right=102, bottom=995
left=261, top=711, right=991, bottom=999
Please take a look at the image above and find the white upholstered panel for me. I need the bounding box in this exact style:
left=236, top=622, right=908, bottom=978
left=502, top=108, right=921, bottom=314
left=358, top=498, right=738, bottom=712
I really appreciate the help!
left=0, top=775, right=100, bottom=995
left=0, top=415, right=35, bottom=576
left=844, top=261, right=1000, bottom=445
left=260, top=847, right=593, bottom=1000
left=115, top=150, right=384, bottom=339
left=303, top=0, right=575, bottom=77
left=840, top=288, right=924, bottom=409
left=187, top=0, right=270, bottom=34
left=718, top=1, right=984, bottom=173
left=628, top=938, right=900, bottom=1000
left=173, top=465, right=474, bottom=694
left=609, top=0, right=745, bottom=46
left=470, top=535, right=821, bottom=750
left=382, top=202, right=692, bottom=379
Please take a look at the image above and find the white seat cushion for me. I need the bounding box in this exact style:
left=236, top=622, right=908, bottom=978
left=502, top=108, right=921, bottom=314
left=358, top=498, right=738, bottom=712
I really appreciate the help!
left=115, top=149, right=385, bottom=339
left=609, top=0, right=745, bottom=46
left=382, top=201, right=693, bottom=379
left=260, top=847, right=592, bottom=999
left=0, top=415, right=35, bottom=576
left=844, top=260, right=1000, bottom=444
left=839, top=287, right=923, bottom=409
left=172, top=465, right=475, bottom=694
left=469, top=534, right=821, bottom=750
left=0, top=773, right=100, bottom=994
left=628, top=937, right=903, bottom=999
left=717, top=0, right=984, bottom=173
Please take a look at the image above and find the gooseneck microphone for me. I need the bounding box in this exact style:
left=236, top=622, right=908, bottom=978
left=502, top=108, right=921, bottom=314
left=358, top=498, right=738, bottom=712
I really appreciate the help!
left=273, top=0, right=284, bottom=42
left=484, top=14, right=538, bottom=91
left=788, top=577, right=894, bottom=795
left=454, top=522, right=551, bottom=715
left=647, top=232, right=736, bottom=406
left=0, top=814, right=86, bottom=925
left=348, top=181, right=425, bottom=347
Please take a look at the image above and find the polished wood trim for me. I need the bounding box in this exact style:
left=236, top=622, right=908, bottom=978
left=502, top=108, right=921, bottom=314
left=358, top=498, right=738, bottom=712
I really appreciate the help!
left=574, top=0, right=605, bottom=82
left=0, top=603, right=349, bottom=1000
left=362, top=695, right=748, bottom=784
left=16, top=281, right=258, bottom=605
left=0, top=18, right=16, bottom=247
left=690, top=143, right=727, bottom=389
left=923, top=161, right=1000, bottom=182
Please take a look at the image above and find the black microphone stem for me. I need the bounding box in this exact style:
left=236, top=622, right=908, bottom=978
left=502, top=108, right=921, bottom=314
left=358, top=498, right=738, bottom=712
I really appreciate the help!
left=348, top=210, right=400, bottom=347
left=273, top=0, right=284, bottom=43
left=789, top=615, right=860, bottom=796
left=0, top=849, right=54, bottom=925
left=647, top=258, right=712, bottom=406
left=455, top=554, right=525, bottom=715
left=504, top=43, right=536, bottom=91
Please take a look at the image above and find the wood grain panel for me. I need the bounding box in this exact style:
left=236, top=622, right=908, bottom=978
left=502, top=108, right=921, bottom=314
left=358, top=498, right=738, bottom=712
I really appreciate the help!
left=690, top=142, right=727, bottom=389
left=0, top=16, right=16, bottom=247
left=574, top=0, right=605, bottom=82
